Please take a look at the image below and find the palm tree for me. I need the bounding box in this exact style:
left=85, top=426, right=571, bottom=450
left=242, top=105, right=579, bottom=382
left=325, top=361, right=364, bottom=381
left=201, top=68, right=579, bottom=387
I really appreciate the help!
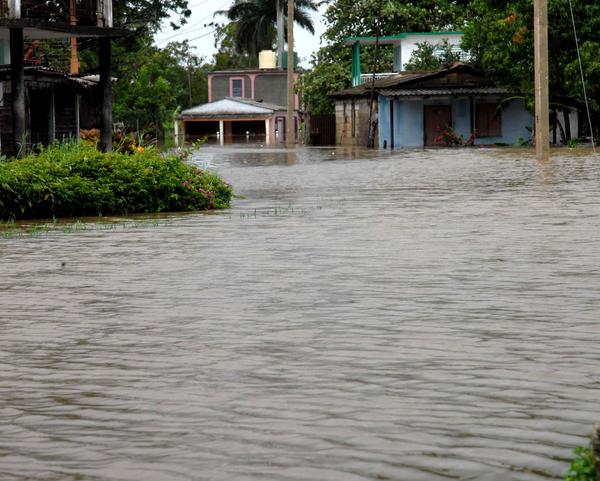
left=216, top=0, right=317, bottom=59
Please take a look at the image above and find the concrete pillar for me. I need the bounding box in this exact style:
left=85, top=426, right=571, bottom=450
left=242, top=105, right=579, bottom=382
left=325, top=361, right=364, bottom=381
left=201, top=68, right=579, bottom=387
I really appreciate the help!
left=10, top=27, right=25, bottom=155
left=265, top=118, right=270, bottom=144
left=99, top=37, right=112, bottom=152
left=219, top=120, right=224, bottom=145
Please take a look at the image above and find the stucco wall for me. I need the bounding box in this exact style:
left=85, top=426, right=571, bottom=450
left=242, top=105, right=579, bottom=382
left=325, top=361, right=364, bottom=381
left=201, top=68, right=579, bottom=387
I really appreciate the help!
left=211, top=75, right=250, bottom=101
left=473, top=98, right=532, bottom=145
left=254, top=74, right=287, bottom=106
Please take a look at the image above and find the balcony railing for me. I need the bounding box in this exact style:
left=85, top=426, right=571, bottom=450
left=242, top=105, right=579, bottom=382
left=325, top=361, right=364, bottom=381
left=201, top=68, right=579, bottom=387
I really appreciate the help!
left=0, top=0, right=112, bottom=27
left=359, top=73, right=398, bottom=85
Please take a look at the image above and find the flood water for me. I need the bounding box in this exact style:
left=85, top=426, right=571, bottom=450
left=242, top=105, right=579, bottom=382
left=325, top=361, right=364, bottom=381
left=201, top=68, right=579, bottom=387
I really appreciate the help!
left=1, top=146, right=599, bottom=481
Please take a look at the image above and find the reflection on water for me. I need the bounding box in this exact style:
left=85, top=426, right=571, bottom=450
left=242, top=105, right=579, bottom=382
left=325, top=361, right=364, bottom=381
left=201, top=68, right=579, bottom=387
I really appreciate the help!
left=1, top=146, right=599, bottom=481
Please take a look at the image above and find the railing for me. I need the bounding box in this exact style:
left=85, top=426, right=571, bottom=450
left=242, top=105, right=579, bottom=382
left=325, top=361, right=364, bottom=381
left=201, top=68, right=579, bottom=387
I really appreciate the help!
left=1, top=0, right=107, bottom=27
left=359, top=73, right=398, bottom=85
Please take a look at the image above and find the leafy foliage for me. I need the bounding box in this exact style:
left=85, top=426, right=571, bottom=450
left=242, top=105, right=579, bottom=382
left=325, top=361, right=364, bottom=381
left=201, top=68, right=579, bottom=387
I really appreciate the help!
left=0, top=143, right=232, bottom=220
left=404, top=40, right=463, bottom=71
left=215, top=0, right=318, bottom=57
left=299, top=0, right=470, bottom=114
left=461, top=0, right=600, bottom=115
left=564, top=447, right=596, bottom=481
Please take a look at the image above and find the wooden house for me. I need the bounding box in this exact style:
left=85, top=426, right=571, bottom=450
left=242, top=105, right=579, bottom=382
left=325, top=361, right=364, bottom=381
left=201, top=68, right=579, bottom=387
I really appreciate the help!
left=0, top=0, right=122, bottom=155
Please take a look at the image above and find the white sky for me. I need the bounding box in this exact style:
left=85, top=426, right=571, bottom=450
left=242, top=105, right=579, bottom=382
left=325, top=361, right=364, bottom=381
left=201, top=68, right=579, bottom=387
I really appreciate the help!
left=153, top=0, right=328, bottom=67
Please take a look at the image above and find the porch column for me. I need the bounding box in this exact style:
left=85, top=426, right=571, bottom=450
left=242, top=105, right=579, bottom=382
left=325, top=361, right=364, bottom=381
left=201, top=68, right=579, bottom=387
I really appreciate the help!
left=352, top=42, right=361, bottom=87
left=174, top=119, right=179, bottom=147
left=389, top=98, right=394, bottom=149
left=265, top=118, right=270, bottom=144
left=219, top=120, right=224, bottom=145
left=10, top=27, right=25, bottom=155
left=99, top=37, right=112, bottom=152
left=48, top=87, right=56, bottom=143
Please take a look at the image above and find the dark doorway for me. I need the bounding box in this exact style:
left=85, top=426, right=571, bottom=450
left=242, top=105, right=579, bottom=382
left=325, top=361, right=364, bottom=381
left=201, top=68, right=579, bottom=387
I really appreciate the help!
left=230, top=120, right=265, bottom=143
left=424, top=105, right=452, bottom=146
left=29, top=89, right=50, bottom=146
left=185, top=121, right=220, bottom=143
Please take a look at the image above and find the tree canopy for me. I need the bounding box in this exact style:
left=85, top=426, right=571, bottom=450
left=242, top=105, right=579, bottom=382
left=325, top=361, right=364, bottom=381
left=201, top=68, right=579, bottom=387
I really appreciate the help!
left=215, top=0, right=318, bottom=57
left=300, top=0, right=470, bottom=114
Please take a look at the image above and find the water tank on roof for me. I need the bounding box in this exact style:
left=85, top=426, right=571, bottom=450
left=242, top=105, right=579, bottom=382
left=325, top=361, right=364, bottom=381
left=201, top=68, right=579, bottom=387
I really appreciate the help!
left=259, top=50, right=276, bottom=69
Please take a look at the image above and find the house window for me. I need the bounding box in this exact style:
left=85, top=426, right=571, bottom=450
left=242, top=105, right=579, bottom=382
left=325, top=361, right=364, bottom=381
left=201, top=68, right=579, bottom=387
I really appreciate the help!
left=476, top=103, right=502, bottom=137
left=230, top=77, right=244, bottom=97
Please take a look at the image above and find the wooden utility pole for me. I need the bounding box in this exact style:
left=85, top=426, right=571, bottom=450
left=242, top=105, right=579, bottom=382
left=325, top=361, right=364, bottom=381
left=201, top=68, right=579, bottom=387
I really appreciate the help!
left=534, top=0, right=549, bottom=161
left=69, top=0, right=79, bottom=73
left=276, top=0, right=284, bottom=69
left=286, top=0, right=295, bottom=147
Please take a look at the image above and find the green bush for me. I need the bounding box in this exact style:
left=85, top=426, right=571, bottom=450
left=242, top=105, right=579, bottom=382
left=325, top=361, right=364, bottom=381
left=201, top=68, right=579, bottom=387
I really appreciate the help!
left=565, top=447, right=597, bottom=481
left=0, top=143, right=232, bottom=220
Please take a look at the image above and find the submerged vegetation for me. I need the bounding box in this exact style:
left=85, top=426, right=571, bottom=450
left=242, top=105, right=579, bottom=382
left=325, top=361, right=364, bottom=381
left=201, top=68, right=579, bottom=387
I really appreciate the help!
left=564, top=446, right=597, bottom=481
left=0, top=143, right=232, bottom=220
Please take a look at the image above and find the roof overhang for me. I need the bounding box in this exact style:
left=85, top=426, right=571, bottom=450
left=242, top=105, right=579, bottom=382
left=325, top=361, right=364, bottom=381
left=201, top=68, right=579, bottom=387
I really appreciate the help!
left=378, top=87, right=509, bottom=98
left=344, top=31, right=463, bottom=46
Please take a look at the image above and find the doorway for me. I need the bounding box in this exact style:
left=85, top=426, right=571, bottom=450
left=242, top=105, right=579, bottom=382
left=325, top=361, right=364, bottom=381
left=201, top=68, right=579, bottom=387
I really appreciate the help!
left=424, top=105, right=452, bottom=146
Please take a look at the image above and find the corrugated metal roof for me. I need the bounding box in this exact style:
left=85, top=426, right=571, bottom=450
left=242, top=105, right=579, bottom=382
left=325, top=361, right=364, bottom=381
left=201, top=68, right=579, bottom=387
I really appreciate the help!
left=179, top=98, right=287, bottom=117
left=379, top=87, right=509, bottom=97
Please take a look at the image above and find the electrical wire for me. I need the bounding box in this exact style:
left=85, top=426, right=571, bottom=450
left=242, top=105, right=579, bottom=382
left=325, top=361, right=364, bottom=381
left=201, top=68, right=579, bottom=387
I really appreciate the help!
left=568, top=0, right=596, bottom=153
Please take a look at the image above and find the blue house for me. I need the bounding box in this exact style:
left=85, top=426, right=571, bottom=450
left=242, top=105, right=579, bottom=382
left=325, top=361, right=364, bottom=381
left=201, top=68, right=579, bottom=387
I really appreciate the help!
left=330, top=32, right=533, bottom=148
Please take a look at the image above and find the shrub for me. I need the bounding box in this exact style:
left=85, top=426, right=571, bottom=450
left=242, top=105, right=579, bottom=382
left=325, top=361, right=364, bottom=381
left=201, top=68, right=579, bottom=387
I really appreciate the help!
left=564, top=447, right=596, bottom=481
left=0, top=143, right=232, bottom=220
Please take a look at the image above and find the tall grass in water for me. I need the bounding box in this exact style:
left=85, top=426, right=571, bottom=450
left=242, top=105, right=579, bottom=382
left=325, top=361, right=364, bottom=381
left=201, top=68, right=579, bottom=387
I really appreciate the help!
left=0, top=142, right=232, bottom=220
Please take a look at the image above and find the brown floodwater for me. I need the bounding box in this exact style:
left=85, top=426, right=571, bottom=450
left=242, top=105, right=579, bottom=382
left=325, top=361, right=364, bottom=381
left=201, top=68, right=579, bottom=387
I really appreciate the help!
left=0, top=146, right=599, bottom=481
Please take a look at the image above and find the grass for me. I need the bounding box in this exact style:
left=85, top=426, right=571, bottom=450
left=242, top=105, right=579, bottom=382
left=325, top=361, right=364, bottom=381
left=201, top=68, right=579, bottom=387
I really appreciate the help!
left=0, top=142, right=232, bottom=220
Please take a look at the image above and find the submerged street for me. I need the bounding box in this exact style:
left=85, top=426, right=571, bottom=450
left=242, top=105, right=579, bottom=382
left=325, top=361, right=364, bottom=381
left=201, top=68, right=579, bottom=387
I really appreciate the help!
left=0, top=146, right=598, bottom=480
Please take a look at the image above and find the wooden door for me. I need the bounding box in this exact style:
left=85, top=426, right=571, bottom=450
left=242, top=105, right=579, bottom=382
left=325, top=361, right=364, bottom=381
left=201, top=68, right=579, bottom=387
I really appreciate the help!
left=424, top=105, right=452, bottom=146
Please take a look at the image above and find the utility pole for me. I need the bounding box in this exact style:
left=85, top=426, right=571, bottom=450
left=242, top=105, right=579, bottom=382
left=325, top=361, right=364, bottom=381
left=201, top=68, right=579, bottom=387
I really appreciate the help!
left=286, top=0, right=295, bottom=147
left=69, top=0, right=79, bottom=74
left=534, top=0, right=549, bottom=161
left=277, top=0, right=284, bottom=69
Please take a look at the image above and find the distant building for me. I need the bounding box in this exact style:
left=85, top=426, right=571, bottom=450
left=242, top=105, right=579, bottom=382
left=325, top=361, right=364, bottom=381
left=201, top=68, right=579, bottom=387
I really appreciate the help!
left=331, top=63, right=533, bottom=148
left=177, top=55, right=301, bottom=145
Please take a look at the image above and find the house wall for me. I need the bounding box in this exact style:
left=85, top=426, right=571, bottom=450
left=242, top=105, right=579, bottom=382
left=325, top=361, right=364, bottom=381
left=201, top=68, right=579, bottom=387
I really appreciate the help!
left=209, top=71, right=300, bottom=107
left=254, top=74, right=287, bottom=106
left=210, top=74, right=251, bottom=101
left=335, top=97, right=376, bottom=147
left=378, top=95, right=532, bottom=148
left=473, top=97, right=532, bottom=146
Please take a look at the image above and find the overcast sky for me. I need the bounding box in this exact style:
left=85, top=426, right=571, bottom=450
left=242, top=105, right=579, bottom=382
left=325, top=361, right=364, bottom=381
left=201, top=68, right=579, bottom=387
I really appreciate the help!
left=153, top=0, right=328, bottom=67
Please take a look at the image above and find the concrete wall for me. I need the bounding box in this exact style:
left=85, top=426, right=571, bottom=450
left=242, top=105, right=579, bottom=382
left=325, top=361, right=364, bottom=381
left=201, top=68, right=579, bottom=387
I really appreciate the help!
left=254, top=74, right=287, bottom=106
left=378, top=95, right=533, bottom=148
left=211, top=75, right=251, bottom=101
left=209, top=72, right=300, bottom=107
left=473, top=98, right=532, bottom=146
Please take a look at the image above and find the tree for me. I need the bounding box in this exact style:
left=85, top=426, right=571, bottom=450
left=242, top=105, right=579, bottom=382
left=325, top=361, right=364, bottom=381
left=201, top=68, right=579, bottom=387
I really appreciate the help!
left=404, top=40, right=463, bottom=71
left=215, top=0, right=318, bottom=57
left=298, top=0, right=471, bottom=114
left=461, top=0, right=600, bottom=138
